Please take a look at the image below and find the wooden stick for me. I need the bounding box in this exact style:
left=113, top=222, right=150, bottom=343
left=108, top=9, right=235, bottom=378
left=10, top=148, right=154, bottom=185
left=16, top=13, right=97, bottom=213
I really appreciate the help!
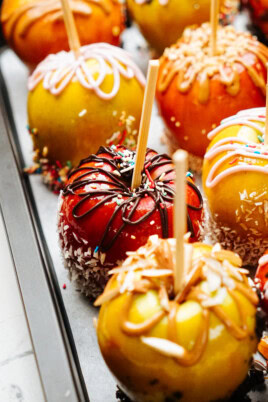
left=131, top=60, right=159, bottom=190
left=265, top=67, right=268, bottom=145
left=210, top=0, right=219, bottom=56
left=60, top=0, right=81, bottom=58
left=172, top=150, right=188, bottom=294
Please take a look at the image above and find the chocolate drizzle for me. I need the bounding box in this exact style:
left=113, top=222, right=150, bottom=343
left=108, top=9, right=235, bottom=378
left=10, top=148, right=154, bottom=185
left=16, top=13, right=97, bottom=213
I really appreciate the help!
left=63, top=146, right=203, bottom=253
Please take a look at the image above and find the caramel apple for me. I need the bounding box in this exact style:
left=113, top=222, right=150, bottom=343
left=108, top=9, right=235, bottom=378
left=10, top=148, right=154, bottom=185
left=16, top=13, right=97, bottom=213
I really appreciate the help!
left=27, top=43, right=145, bottom=191
left=156, top=24, right=268, bottom=166
left=126, top=0, right=238, bottom=55
left=58, top=146, right=203, bottom=298
left=96, top=235, right=258, bottom=402
left=202, top=107, right=268, bottom=266
left=0, top=0, right=125, bottom=68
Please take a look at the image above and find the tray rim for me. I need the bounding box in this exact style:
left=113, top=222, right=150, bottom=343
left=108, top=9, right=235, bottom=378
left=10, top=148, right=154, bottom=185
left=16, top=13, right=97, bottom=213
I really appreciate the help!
left=0, top=48, right=89, bottom=402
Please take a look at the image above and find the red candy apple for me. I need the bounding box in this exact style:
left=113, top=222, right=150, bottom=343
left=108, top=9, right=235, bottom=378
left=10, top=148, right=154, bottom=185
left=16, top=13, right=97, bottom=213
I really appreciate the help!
left=255, top=250, right=268, bottom=313
left=58, top=145, right=203, bottom=298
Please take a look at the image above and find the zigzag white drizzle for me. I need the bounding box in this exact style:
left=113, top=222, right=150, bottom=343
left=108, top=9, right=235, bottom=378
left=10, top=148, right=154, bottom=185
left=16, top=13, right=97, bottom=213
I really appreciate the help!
left=28, top=43, right=146, bottom=99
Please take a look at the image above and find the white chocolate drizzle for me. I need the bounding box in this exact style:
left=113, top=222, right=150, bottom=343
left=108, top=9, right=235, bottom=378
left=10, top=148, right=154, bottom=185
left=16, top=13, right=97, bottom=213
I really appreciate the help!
left=28, top=43, right=146, bottom=99
left=204, top=108, right=268, bottom=188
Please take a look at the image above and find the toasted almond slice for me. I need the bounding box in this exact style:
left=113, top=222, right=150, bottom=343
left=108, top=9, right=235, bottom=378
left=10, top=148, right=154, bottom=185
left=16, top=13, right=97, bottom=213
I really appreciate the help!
left=203, top=257, right=223, bottom=275
left=206, top=269, right=222, bottom=293
left=141, top=337, right=185, bottom=358
left=159, top=286, right=170, bottom=312
left=222, top=259, right=243, bottom=282
left=108, top=266, right=134, bottom=275
left=140, top=269, right=173, bottom=277
left=212, top=250, right=242, bottom=267
left=133, top=279, right=152, bottom=293
left=236, top=268, right=250, bottom=275
left=120, top=271, right=135, bottom=293
left=201, top=287, right=227, bottom=308
left=94, top=287, right=119, bottom=306
left=212, top=243, right=221, bottom=253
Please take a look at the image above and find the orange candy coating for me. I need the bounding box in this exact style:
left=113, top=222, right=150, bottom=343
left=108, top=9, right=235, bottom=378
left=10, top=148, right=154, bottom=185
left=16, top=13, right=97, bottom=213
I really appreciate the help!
left=156, top=25, right=268, bottom=158
left=1, top=0, right=125, bottom=68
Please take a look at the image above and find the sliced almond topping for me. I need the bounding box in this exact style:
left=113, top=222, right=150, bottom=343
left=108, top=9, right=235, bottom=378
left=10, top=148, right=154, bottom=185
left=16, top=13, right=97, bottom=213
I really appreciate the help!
left=141, top=337, right=186, bottom=359
left=222, top=259, right=243, bottom=282
left=222, top=275, right=235, bottom=290
left=212, top=250, right=242, bottom=267
left=140, top=269, right=173, bottom=277
left=159, top=286, right=170, bottom=312
left=120, top=271, right=135, bottom=293
left=94, top=287, right=119, bottom=306
left=205, top=269, right=222, bottom=293
left=201, top=287, right=227, bottom=308
left=211, top=243, right=221, bottom=253
left=133, top=279, right=152, bottom=293
left=109, top=266, right=135, bottom=275
left=236, top=268, right=250, bottom=275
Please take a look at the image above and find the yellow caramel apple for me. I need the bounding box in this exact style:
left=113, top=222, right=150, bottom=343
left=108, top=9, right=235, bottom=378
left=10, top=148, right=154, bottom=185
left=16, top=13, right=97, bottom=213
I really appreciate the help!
left=126, top=0, right=238, bottom=55
left=1, top=0, right=125, bottom=68
left=27, top=43, right=145, bottom=169
left=202, top=107, right=268, bottom=265
left=96, top=235, right=258, bottom=402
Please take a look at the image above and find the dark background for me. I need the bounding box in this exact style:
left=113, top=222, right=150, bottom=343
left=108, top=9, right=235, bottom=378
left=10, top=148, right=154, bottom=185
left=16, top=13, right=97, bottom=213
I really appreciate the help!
left=0, top=0, right=6, bottom=47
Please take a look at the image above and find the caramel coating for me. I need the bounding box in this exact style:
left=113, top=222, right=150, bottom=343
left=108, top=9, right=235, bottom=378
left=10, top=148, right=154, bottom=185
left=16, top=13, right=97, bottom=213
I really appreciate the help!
left=156, top=24, right=268, bottom=157
left=127, top=0, right=238, bottom=54
left=203, top=109, right=268, bottom=241
left=96, top=236, right=258, bottom=402
left=27, top=47, right=145, bottom=167
left=1, top=0, right=125, bottom=67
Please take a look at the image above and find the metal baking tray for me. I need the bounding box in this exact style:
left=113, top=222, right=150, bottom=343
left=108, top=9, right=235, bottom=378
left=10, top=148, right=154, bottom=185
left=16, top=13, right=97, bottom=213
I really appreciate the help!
left=0, top=23, right=268, bottom=400
left=0, top=49, right=88, bottom=402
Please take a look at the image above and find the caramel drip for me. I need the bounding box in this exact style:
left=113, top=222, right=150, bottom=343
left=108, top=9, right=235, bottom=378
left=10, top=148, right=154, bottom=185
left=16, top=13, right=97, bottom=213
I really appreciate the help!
left=235, top=282, right=259, bottom=306
left=167, top=302, right=177, bottom=343
left=175, top=262, right=203, bottom=303
left=2, top=0, right=111, bottom=41
left=210, top=304, right=247, bottom=340
left=236, top=58, right=266, bottom=96
left=158, top=24, right=268, bottom=103
left=227, top=289, right=249, bottom=334
left=121, top=293, right=166, bottom=336
left=118, top=281, right=257, bottom=362
left=166, top=301, right=210, bottom=366
left=175, top=310, right=209, bottom=367
left=187, top=284, right=257, bottom=341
